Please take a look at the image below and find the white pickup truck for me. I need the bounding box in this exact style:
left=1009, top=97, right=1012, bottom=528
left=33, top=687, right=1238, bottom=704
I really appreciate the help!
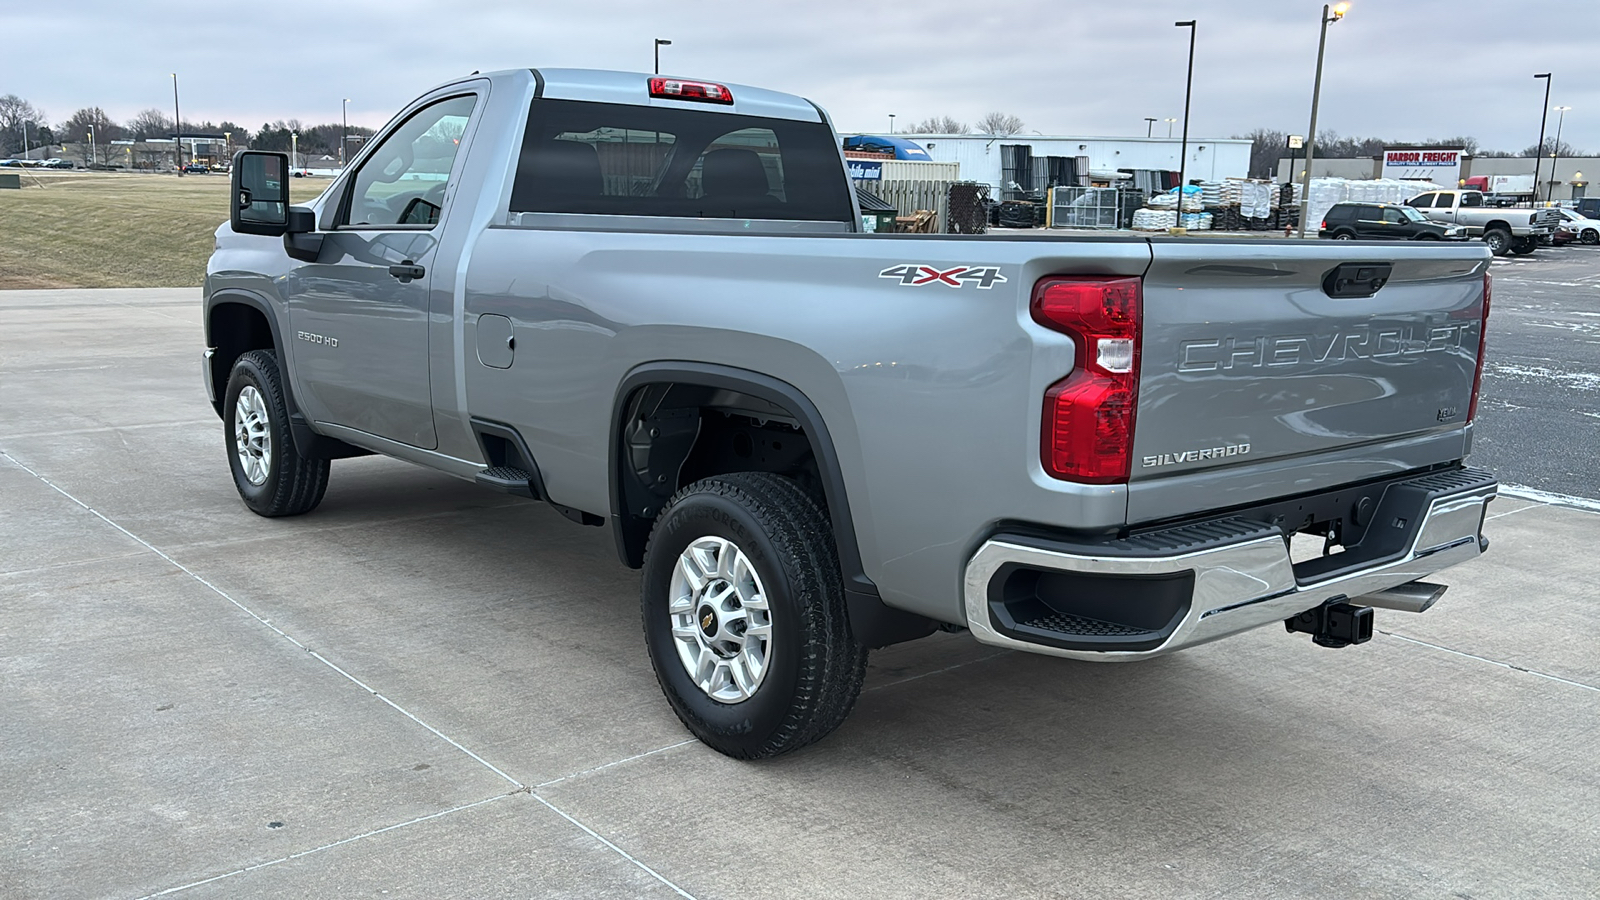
left=1404, top=189, right=1560, bottom=255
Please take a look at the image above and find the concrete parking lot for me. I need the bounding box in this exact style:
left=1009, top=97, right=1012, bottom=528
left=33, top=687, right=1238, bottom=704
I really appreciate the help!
left=3, top=286, right=1598, bottom=899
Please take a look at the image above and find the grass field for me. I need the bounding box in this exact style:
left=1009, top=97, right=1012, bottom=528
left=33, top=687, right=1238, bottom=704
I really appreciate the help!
left=0, top=173, right=329, bottom=289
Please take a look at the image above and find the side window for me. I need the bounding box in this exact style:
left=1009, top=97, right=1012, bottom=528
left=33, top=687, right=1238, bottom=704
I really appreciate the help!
left=344, top=94, right=478, bottom=228
left=1460, top=192, right=1482, bottom=208
left=1358, top=206, right=1381, bottom=220
left=1408, top=193, right=1435, bottom=208
left=1382, top=208, right=1405, bottom=224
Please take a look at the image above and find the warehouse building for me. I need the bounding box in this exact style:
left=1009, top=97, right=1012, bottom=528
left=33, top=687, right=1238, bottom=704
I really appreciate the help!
left=900, top=134, right=1252, bottom=199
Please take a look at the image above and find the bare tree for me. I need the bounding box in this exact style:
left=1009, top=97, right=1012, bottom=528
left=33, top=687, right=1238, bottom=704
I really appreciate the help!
left=1523, top=137, right=1581, bottom=158
left=58, top=107, right=126, bottom=145
left=0, top=94, right=46, bottom=156
left=906, top=116, right=969, bottom=134
left=975, top=112, right=1025, bottom=136
left=126, top=108, right=173, bottom=140
left=1234, top=128, right=1286, bottom=178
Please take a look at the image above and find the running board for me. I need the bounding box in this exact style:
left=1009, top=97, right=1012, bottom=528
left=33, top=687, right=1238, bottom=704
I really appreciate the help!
left=475, top=466, right=540, bottom=499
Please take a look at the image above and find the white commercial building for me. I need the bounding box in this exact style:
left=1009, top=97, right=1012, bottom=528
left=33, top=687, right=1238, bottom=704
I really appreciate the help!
left=906, top=134, right=1253, bottom=197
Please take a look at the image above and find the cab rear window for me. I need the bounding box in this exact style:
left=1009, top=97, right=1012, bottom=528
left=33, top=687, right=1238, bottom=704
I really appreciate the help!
left=510, top=99, right=852, bottom=222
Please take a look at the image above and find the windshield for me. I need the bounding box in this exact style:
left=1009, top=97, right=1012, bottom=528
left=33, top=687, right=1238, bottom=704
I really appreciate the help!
left=1398, top=206, right=1429, bottom=222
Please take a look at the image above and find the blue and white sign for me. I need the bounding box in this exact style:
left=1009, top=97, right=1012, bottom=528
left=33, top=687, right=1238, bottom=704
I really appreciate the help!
left=848, top=160, right=883, bottom=181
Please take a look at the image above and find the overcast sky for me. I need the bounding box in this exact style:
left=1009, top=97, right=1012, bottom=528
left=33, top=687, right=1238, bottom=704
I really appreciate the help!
left=6, top=0, right=1598, bottom=152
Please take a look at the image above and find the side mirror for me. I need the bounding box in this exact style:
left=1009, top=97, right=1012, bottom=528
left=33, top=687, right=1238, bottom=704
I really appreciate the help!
left=230, top=150, right=289, bottom=235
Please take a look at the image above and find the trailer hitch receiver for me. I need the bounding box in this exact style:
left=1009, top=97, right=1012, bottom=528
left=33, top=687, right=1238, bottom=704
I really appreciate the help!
left=1285, top=597, right=1374, bottom=649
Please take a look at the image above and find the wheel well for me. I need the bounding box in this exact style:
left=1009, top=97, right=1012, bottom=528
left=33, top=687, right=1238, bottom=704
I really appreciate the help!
left=207, top=302, right=275, bottom=416
left=614, top=382, right=826, bottom=568
left=1484, top=221, right=1511, bottom=234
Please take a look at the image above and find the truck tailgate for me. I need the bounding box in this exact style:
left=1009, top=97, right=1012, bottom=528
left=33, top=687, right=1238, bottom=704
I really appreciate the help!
left=1128, top=240, right=1490, bottom=524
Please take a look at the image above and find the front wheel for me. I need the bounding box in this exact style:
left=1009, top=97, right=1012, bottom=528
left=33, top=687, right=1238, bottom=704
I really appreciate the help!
left=1582, top=228, right=1599, bottom=245
left=224, top=350, right=329, bottom=517
left=640, top=472, right=868, bottom=759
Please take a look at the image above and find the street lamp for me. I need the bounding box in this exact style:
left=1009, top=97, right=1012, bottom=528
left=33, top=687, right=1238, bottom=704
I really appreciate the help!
left=1173, top=20, right=1197, bottom=233
left=291, top=131, right=298, bottom=174
left=20, top=118, right=30, bottom=160
left=87, top=125, right=96, bottom=168
left=1532, top=73, right=1551, bottom=203
left=341, top=98, right=350, bottom=168
left=224, top=131, right=232, bottom=166
left=1145, top=116, right=1158, bottom=137
left=1296, top=3, right=1348, bottom=239
left=172, top=72, right=183, bottom=174
left=1164, top=117, right=1176, bottom=138
left=1551, top=105, right=1571, bottom=203
left=654, top=38, right=671, bottom=75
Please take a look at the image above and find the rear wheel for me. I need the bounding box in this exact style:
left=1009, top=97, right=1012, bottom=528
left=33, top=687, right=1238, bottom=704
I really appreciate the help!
left=1333, top=231, right=1354, bottom=240
left=1510, top=236, right=1537, bottom=255
left=1483, top=228, right=1512, bottom=256
left=640, top=472, right=867, bottom=759
left=224, top=350, right=329, bottom=517
left=1582, top=228, right=1599, bottom=245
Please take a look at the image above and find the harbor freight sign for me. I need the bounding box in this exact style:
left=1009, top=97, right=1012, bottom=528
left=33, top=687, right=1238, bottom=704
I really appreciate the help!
left=1382, top=148, right=1463, bottom=185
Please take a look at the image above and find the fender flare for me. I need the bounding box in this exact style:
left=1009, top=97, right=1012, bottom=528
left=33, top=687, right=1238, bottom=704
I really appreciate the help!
left=608, top=361, right=934, bottom=648
left=205, top=289, right=367, bottom=461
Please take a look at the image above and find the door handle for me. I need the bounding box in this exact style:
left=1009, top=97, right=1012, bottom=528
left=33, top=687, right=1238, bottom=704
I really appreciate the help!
left=388, top=260, right=426, bottom=283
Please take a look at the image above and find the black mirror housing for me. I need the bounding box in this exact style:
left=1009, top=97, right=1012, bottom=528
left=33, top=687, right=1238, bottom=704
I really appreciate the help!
left=230, top=150, right=290, bottom=236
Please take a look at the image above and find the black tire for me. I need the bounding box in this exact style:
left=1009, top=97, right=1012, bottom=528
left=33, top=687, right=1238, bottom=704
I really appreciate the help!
left=223, top=349, right=329, bottom=517
left=1416, top=233, right=1441, bottom=241
left=1333, top=231, right=1354, bottom=240
left=1483, top=228, right=1512, bottom=256
left=640, top=472, right=867, bottom=759
left=1582, top=229, right=1599, bottom=245
left=1510, top=236, right=1536, bottom=256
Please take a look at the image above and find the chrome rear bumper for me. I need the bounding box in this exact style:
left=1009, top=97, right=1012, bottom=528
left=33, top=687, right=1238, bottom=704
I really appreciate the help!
left=964, top=468, right=1496, bottom=662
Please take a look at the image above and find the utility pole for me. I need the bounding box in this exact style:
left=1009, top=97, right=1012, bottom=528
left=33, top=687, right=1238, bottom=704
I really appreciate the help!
left=1173, top=20, right=1197, bottom=233
left=1532, top=74, right=1551, bottom=203
left=1145, top=117, right=1157, bottom=137
left=341, top=99, right=349, bottom=168
left=654, top=38, right=671, bottom=75
left=21, top=119, right=29, bottom=160
left=1551, top=105, right=1570, bottom=202
left=1297, top=4, right=1348, bottom=239
left=87, top=125, right=96, bottom=168
left=173, top=73, right=183, bottom=174
left=291, top=131, right=298, bottom=174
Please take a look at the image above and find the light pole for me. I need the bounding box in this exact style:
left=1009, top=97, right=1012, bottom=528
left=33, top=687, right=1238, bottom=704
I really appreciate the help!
left=888, top=114, right=895, bottom=134
left=291, top=131, right=298, bottom=174
left=87, top=125, right=96, bottom=168
left=1164, top=117, right=1176, bottom=138
left=1550, top=105, right=1570, bottom=202
left=1173, top=20, right=1197, bottom=233
left=172, top=72, right=183, bottom=174
left=654, top=38, right=671, bottom=75
left=1145, top=117, right=1158, bottom=137
left=1532, top=73, right=1551, bottom=203
left=341, top=98, right=350, bottom=168
left=1296, top=3, right=1348, bottom=239
left=21, top=119, right=30, bottom=160
left=224, top=131, right=231, bottom=167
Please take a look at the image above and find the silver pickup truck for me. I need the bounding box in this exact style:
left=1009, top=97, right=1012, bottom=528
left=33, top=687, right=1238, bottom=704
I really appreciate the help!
left=205, top=68, right=1498, bottom=758
left=1403, top=188, right=1560, bottom=255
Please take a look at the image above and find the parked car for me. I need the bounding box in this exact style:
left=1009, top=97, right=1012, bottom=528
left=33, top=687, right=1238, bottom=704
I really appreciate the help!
left=1553, top=208, right=1600, bottom=244
left=43, top=158, right=73, bottom=169
left=1319, top=201, right=1466, bottom=241
left=204, top=67, right=1499, bottom=759
left=182, top=163, right=210, bottom=174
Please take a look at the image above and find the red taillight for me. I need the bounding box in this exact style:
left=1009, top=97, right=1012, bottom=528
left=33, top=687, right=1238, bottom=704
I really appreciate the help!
left=648, top=77, right=734, bottom=104
left=1032, top=276, right=1142, bottom=483
left=1468, top=270, right=1491, bottom=422
left=1320, top=219, right=1328, bottom=230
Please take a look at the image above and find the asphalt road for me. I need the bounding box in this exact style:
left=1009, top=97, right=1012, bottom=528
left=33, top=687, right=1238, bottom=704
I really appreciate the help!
left=3, top=288, right=1598, bottom=899
left=1473, top=244, right=1600, bottom=500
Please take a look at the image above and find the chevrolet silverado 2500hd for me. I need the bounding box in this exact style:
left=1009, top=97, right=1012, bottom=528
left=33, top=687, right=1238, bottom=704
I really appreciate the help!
left=205, top=69, right=1498, bottom=758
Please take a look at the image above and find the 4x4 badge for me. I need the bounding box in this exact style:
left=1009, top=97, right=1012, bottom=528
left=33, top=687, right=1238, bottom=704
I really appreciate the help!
left=879, top=264, right=1007, bottom=289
